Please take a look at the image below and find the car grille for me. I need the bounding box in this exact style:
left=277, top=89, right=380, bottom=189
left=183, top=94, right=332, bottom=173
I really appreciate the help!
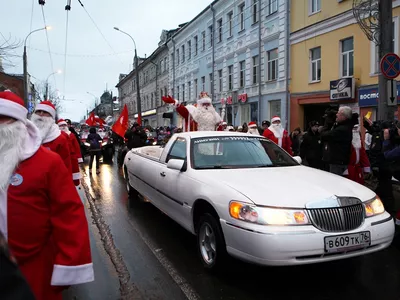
left=307, top=204, right=365, bottom=232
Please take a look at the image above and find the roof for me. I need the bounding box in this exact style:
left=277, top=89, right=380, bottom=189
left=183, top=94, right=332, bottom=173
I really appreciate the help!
left=176, top=131, right=262, bottom=139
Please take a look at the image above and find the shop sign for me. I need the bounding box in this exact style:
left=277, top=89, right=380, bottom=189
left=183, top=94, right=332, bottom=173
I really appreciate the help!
left=134, top=109, right=156, bottom=118
left=330, top=78, right=355, bottom=101
left=358, top=84, right=400, bottom=107
left=220, top=94, right=247, bottom=105
left=238, top=93, right=248, bottom=103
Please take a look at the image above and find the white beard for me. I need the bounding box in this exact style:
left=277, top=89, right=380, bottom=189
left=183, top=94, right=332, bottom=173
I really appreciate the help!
left=60, top=126, right=71, bottom=135
left=268, top=124, right=284, bottom=138
left=192, top=105, right=220, bottom=131
left=248, top=128, right=259, bottom=135
left=31, top=114, right=55, bottom=141
left=0, top=121, right=26, bottom=191
left=352, top=131, right=361, bottom=149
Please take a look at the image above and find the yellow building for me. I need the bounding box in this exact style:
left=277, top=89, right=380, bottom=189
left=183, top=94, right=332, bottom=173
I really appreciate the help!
left=289, top=0, right=400, bottom=132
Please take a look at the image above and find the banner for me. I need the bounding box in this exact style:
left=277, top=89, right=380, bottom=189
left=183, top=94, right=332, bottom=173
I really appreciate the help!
left=112, top=104, right=129, bottom=138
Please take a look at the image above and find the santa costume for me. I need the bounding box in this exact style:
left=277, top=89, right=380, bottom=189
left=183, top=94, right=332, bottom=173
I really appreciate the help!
left=31, top=101, right=72, bottom=174
left=58, top=119, right=82, bottom=186
left=0, top=91, right=93, bottom=300
left=247, top=121, right=260, bottom=135
left=263, top=116, right=293, bottom=155
left=343, top=126, right=371, bottom=184
left=162, top=92, right=223, bottom=131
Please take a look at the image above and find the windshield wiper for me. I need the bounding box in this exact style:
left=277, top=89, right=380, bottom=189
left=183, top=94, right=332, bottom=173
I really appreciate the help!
left=196, top=165, right=232, bottom=169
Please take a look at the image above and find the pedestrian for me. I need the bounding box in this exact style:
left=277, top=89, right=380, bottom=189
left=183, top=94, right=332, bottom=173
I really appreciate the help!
left=290, top=127, right=302, bottom=156
left=247, top=121, right=260, bottom=135
left=125, top=122, right=147, bottom=150
left=263, top=116, right=293, bottom=155
left=87, top=126, right=102, bottom=174
left=31, top=101, right=72, bottom=174
left=0, top=91, right=94, bottom=300
left=320, top=106, right=354, bottom=175
left=300, top=121, right=323, bottom=169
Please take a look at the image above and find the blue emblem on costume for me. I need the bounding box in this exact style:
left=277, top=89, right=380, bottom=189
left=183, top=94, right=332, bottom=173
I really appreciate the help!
left=10, top=174, right=23, bottom=186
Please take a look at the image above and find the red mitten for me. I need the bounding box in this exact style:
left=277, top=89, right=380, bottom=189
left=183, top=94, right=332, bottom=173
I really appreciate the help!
left=161, top=95, right=178, bottom=106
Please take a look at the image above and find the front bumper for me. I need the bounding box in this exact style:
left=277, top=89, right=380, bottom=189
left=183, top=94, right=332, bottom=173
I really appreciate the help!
left=220, top=212, right=395, bottom=266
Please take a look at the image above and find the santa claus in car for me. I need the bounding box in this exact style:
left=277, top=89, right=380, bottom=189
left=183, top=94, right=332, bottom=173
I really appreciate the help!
left=262, top=116, right=293, bottom=155
left=162, top=92, right=224, bottom=131
left=343, top=124, right=371, bottom=184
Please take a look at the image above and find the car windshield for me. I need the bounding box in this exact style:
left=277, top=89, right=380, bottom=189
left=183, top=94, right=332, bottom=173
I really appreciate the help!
left=191, top=136, right=298, bottom=169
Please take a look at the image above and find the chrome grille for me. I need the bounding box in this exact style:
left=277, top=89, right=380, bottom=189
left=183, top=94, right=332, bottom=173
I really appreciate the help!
left=307, top=204, right=365, bottom=232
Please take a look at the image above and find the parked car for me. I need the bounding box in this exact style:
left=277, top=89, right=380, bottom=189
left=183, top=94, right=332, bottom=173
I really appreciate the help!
left=80, top=125, right=115, bottom=161
left=123, top=131, right=395, bottom=269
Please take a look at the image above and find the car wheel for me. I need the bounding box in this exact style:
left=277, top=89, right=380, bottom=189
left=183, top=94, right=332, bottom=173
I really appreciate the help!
left=124, top=167, right=138, bottom=199
left=197, top=213, right=227, bottom=271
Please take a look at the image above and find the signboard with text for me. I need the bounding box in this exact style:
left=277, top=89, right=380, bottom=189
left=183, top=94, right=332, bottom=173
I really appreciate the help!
left=358, top=83, right=400, bottom=107
left=330, top=78, right=355, bottom=101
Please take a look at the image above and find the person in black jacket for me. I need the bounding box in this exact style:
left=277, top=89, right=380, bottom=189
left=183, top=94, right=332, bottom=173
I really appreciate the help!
left=0, top=231, right=35, bottom=300
left=86, top=127, right=102, bottom=174
left=124, top=123, right=147, bottom=150
left=300, top=121, right=323, bottom=169
left=320, top=106, right=354, bottom=175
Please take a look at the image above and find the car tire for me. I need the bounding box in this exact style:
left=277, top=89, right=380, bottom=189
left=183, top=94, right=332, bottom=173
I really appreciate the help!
left=196, top=213, right=228, bottom=271
left=124, top=167, right=139, bottom=200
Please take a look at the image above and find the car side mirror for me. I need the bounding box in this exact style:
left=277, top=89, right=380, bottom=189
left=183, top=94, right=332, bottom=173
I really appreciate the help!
left=167, top=159, right=186, bottom=171
left=293, top=156, right=302, bottom=164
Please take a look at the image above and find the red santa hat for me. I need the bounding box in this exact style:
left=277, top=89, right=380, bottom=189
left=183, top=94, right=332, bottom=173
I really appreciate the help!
left=197, top=91, right=212, bottom=105
left=35, top=100, right=56, bottom=119
left=0, top=91, right=28, bottom=124
left=248, top=121, right=257, bottom=128
left=271, top=116, right=281, bottom=123
left=57, top=119, right=68, bottom=126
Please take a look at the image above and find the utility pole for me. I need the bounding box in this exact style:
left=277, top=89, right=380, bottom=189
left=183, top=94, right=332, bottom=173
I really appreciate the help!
left=23, top=47, right=29, bottom=108
left=378, top=0, right=395, bottom=121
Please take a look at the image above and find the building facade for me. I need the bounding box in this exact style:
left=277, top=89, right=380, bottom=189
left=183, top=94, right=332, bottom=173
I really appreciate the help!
left=168, top=0, right=289, bottom=127
left=289, top=0, right=400, bottom=133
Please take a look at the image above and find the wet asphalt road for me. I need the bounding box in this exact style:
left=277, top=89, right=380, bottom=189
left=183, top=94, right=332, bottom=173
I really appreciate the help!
left=65, top=154, right=400, bottom=300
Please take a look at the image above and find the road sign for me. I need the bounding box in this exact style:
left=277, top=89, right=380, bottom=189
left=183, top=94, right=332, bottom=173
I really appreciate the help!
left=380, top=53, right=400, bottom=79
left=387, top=79, right=398, bottom=106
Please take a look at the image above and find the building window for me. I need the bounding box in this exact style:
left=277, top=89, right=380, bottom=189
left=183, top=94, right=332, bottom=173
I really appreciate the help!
left=182, top=84, right=185, bottom=102
left=164, top=57, right=168, bottom=73
left=310, top=47, right=321, bottom=82
left=218, top=69, right=223, bottom=92
left=164, top=87, right=167, bottom=98
left=217, top=19, right=223, bottom=42
left=252, top=55, right=259, bottom=84
left=340, top=37, right=354, bottom=77
left=209, top=25, right=213, bottom=48
left=176, top=49, right=180, bottom=65
left=252, top=0, right=258, bottom=23
left=194, top=79, right=198, bottom=97
left=269, top=100, right=281, bottom=120
left=267, top=48, right=278, bottom=81
left=239, top=60, right=245, bottom=87
left=227, top=12, right=233, bottom=38
left=194, top=36, right=198, bottom=56
left=177, top=86, right=180, bottom=101
left=202, top=31, right=206, bottom=51
left=228, top=65, right=233, bottom=90
left=268, top=0, right=278, bottom=15
left=151, top=93, right=154, bottom=108
left=209, top=73, right=213, bottom=93
left=182, top=45, right=185, bottom=63
left=372, top=20, right=399, bottom=74
left=239, top=4, right=245, bottom=31
left=188, top=40, right=192, bottom=60
left=188, top=81, right=191, bottom=100
left=309, top=0, right=321, bottom=14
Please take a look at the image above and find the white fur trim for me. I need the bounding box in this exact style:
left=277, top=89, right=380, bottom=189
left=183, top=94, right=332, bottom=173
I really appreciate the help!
left=271, top=116, right=281, bottom=123
left=36, top=103, right=56, bottom=119
left=248, top=124, right=257, bottom=128
left=43, top=124, right=61, bottom=144
left=363, top=167, right=371, bottom=173
left=78, top=157, right=83, bottom=163
left=343, top=169, right=349, bottom=175
left=0, top=98, right=28, bottom=124
left=58, top=121, right=68, bottom=126
left=0, top=188, right=8, bottom=240
left=51, top=263, right=94, bottom=285
left=396, top=218, right=400, bottom=226
left=197, top=97, right=212, bottom=105
left=73, top=172, right=81, bottom=180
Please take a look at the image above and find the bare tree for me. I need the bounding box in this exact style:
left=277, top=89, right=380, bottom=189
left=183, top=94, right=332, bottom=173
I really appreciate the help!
left=0, top=34, right=21, bottom=70
left=35, top=80, right=63, bottom=113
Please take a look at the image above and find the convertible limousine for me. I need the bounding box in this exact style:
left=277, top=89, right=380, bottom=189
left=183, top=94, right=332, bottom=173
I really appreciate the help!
left=124, top=131, right=394, bottom=269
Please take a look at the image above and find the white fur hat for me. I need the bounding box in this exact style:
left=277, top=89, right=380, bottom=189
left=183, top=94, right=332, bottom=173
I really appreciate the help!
left=197, top=91, right=212, bottom=105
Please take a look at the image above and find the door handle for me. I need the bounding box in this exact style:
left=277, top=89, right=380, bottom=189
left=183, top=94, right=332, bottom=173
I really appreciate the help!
left=160, top=172, right=166, bottom=177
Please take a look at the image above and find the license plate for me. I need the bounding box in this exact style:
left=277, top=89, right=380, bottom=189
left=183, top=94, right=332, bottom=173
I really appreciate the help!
left=324, top=231, right=371, bottom=253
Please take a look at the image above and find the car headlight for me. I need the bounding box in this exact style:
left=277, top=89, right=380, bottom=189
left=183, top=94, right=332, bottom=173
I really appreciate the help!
left=229, top=201, right=310, bottom=225
left=152, top=141, right=157, bottom=145
left=101, top=141, right=108, bottom=146
left=364, top=196, right=385, bottom=217
left=84, top=142, right=90, bottom=147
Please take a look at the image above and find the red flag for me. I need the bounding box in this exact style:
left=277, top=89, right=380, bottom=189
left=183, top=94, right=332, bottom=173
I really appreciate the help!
left=137, top=113, right=142, bottom=126
left=112, top=104, right=129, bottom=138
left=86, top=112, right=96, bottom=126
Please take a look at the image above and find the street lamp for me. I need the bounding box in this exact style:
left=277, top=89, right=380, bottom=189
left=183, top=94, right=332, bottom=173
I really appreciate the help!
left=23, top=26, right=51, bottom=109
left=87, top=91, right=99, bottom=115
left=113, top=26, right=142, bottom=125
left=45, top=70, right=62, bottom=100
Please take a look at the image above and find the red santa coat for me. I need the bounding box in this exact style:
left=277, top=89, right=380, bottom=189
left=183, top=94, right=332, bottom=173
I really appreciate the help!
left=0, top=121, right=93, bottom=300
left=344, top=145, right=370, bottom=184
left=42, top=126, right=72, bottom=174
left=65, top=131, right=82, bottom=186
left=263, top=128, right=293, bottom=156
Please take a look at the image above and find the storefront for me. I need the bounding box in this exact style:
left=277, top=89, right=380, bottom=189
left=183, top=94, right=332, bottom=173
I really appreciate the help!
left=134, top=109, right=157, bottom=128
left=216, top=92, right=254, bottom=127
left=290, top=77, right=357, bottom=131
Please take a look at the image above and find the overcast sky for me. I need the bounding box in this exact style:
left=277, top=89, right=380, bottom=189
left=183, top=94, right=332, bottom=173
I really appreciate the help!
left=1, top=0, right=212, bottom=121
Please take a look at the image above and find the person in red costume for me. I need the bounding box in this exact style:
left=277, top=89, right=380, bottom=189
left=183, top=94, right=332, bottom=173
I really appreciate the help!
left=0, top=91, right=93, bottom=300
left=263, top=116, right=293, bottom=155
left=162, top=92, right=224, bottom=131
left=31, top=101, right=72, bottom=174
left=247, top=121, right=260, bottom=135
left=58, top=119, right=82, bottom=186
left=343, top=125, right=371, bottom=184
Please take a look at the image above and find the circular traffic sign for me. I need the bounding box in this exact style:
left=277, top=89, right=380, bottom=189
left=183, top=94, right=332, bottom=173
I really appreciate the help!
left=380, top=53, right=400, bottom=79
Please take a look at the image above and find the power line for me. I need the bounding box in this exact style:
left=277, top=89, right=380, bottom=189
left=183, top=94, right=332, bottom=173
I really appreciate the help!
left=63, top=1, right=71, bottom=95
left=77, top=0, right=125, bottom=66
left=40, top=5, right=57, bottom=91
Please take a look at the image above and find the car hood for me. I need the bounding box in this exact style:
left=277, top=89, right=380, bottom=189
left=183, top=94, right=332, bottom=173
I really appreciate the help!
left=198, top=166, right=375, bottom=208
